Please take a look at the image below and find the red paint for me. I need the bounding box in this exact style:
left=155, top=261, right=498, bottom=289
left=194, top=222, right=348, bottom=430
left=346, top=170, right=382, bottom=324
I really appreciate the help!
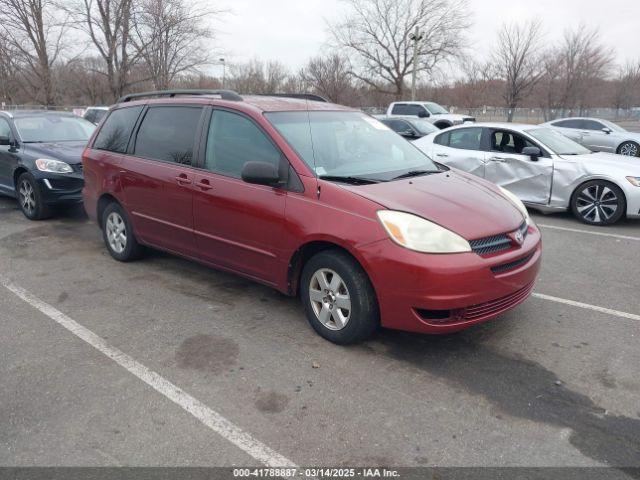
left=83, top=95, right=542, bottom=335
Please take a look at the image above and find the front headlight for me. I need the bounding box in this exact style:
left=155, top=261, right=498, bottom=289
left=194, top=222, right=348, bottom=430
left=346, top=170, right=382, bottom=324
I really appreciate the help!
left=498, top=186, right=530, bottom=223
left=35, top=158, right=73, bottom=174
left=626, top=176, right=640, bottom=187
left=377, top=210, right=471, bottom=254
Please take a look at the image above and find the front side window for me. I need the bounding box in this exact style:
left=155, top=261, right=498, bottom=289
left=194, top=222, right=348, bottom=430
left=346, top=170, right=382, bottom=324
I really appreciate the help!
left=15, top=115, right=95, bottom=143
left=94, top=106, right=143, bottom=153
left=490, top=130, right=536, bottom=154
left=448, top=128, right=483, bottom=151
left=266, top=111, right=439, bottom=181
left=205, top=110, right=282, bottom=178
left=134, top=106, right=203, bottom=165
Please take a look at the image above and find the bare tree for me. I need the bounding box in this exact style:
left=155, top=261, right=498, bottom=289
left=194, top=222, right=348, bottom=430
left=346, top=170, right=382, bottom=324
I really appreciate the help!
left=329, top=0, right=470, bottom=99
left=492, top=20, right=545, bottom=121
left=300, top=54, right=354, bottom=103
left=132, top=0, right=220, bottom=90
left=69, top=0, right=138, bottom=100
left=612, top=61, right=640, bottom=117
left=228, top=59, right=291, bottom=94
left=0, top=0, right=67, bottom=105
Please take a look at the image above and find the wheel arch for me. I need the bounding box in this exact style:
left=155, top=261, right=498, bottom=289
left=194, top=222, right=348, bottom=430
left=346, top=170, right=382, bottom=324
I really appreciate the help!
left=96, top=193, right=120, bottom=229
left=13, top=167, right=29, bottom=188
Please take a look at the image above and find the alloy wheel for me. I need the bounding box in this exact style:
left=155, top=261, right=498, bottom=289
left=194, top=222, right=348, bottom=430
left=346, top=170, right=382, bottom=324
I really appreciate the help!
left=619, top=142, right=639, bottom=157
left=308, top=268, right=352, bottom=331
left=106, top=212, right=127, bottom=254
left=19, top=180, right=36, bottom=216
left=575, top=184, right=619, bottom=224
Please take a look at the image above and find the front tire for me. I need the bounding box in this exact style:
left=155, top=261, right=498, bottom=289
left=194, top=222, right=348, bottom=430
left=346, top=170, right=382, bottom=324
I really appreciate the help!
left=300, top=250, right=379, bottom=344
left=17, top=173, right=51, bottom=221
left=101, top=202, right=144, bottom=262
left=617, top=141, right=640, bottom=157
left=571, top=181, right=626, bottom=226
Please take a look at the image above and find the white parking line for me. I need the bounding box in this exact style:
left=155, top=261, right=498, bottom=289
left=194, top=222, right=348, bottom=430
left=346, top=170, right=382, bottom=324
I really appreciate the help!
left=0, top=276, right=295, bottom=468
left=537, top=224, right=640, bottom=242
left=533, top=293, right=640, bottom=322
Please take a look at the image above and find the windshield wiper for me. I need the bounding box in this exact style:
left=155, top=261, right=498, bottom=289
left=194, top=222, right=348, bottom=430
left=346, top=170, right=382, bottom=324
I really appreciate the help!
left=319, top=175, right=381, bottom=185
left=391, top=170, right=440, bottom=181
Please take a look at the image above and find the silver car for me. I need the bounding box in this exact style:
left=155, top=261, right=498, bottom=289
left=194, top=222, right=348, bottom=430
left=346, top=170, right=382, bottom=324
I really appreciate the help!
left=541, top=117, right=640, bottom=157
left=414, top=123, right=640, bottom=226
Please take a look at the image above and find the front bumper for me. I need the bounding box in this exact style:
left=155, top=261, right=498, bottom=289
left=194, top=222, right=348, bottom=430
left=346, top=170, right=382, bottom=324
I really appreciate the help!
left=358, top=224, right=542, bottom=334
left=33, top=170, right=84, bottom=205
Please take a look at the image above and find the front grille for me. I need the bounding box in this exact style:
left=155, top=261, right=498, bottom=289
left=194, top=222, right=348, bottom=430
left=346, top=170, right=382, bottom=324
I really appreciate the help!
left=462, top=282, right=535, bottom=321
left=491, top=252, right=535, bottom=275
left=470, top=221, right=528, bottom=256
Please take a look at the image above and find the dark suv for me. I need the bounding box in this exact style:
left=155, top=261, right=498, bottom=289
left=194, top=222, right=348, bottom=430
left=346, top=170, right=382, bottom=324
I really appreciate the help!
left=0, top=110, right=95, bottom=219
left=83, top=90, right=541, bottom=344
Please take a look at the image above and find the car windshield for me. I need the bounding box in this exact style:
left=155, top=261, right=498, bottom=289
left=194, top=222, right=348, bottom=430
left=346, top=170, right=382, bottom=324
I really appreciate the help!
left=600, top=119, right=627, bottom=133
left=266, top=111, right=440, bottom=181
left=424, top=102, right=449, bottom=115
left=14, top=115, right=96, bottom=142
left=412, top=120, right=439, bottom=135
left=525, top=128, right=592, bottom=155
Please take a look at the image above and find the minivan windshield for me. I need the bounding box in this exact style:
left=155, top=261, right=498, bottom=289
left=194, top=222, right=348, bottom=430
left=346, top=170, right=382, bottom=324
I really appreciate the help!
left=526, top=128, right=592, bottom=156
left=15, top=115, right=96, bottom=143
left=266, top=111, right=440, bottom=182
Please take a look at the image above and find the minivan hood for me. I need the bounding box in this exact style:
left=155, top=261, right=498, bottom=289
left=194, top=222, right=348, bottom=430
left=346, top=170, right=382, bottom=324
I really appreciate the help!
left=23, top=141, right=87, bottom=165
left=341, top=170, right=525, bottom=240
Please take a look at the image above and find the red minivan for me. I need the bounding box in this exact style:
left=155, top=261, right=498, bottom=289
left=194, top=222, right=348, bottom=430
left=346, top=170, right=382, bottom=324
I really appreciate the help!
left=83, top=90, right=542, bottom=344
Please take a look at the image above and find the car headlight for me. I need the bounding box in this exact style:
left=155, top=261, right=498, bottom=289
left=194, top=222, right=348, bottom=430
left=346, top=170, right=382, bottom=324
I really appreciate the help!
left=35, top=158, right=73, bottom=174
left=626, top=176, right=640, bottom=187
left=498, top=186, right=530, bottom=223
left=377, top=210, right=471, bottom=254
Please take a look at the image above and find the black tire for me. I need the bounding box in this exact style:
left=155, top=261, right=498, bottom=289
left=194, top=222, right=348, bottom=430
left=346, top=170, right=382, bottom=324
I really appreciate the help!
left=101, top=202, right=145, bottom=262
left=300, top=249, right=379, bottom=344
left=17, top=172, right=51, bottom=221
left=571, top=180, right=626, bottom=226
left=617, top=141, right=640, bottom=157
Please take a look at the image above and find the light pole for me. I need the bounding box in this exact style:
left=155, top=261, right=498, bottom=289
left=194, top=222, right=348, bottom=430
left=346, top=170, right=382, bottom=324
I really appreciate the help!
left=219, top=58, right=226, bottom=88
left=409, top=27, right=424, bottom=101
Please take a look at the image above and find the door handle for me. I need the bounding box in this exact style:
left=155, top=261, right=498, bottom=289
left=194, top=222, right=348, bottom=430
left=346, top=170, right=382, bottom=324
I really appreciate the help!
left=175, top=175, right=192, bottom=185
left=436, top=153, right=449, bottom=158
left=489, top=156, right=508, bottom=162
left=195, top=179, right=213, bottom=191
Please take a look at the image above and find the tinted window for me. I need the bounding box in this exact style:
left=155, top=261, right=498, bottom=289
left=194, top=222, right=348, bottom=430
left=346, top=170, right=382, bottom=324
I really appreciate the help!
left=382, top=119, right=411, bottom=134
left=94, top=106, right=143, bottom=153
left=134, top=107, right=202, bottom=165
left=0, top=118, right=11, bottom=138
left=553, top=119, right=582, bottom=129
left=94, top=110, right=108, bottom=124
left=449, top=128, right=483, bottom=150
left=391, top=104, right=426, bottom=116
left=83, top=110, right=95, bottom=123
left=434, top=131, right=450, bottom=146
left=490, top=130, right=536, bottom=154
left=580, top=120, right=605, bottom=131
left=205, top=110, right=281, bottom=178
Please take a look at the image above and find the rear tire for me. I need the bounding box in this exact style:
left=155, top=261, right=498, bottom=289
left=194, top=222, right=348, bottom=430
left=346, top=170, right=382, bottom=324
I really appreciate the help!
left=17, top=172, right=51, bottom=221
left=617, top=141, right=639, bottom=157
left=571, top=180, right=626, bottom=226
left=101, top=202, right=145, bottom=262
left=300, top=250, right=379, bottom=344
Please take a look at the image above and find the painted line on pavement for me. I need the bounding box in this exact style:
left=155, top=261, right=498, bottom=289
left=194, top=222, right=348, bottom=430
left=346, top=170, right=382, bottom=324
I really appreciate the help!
left=537, top=224, right=640, bottom=242
left=533, top=292, right=640, bottom=322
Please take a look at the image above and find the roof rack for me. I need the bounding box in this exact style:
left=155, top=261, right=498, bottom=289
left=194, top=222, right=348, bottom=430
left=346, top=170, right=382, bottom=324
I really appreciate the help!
left=256, top=93, right=329, bottom=103
left=117, top=89, right=243, bottom=104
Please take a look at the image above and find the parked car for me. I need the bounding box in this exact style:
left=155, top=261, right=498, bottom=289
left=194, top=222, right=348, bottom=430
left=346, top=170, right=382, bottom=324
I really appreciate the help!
left=377, top=116, right=439, bottom=140
left=83, top=106, right=109, bottom=125
left=541, top=117, right=640, bottom=157
left=0, top=110, right=95, bottom=220
left=415, top=123, right=640, bottom=226
left=386, top=101, right=475, bottom=129
left=83, top=90, right=541, bottom=344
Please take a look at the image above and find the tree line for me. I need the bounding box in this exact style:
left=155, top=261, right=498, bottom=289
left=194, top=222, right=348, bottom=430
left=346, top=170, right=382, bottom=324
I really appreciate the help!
left=0, top=0, right=638, bottom=120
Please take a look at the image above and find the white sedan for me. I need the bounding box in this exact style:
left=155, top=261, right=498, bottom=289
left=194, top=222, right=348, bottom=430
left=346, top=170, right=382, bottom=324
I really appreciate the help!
left=414, top=122, right=640, bottom=226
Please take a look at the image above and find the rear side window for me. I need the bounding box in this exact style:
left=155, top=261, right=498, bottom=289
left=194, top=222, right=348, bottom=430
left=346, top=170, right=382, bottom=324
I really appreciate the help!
left=134, top=106, right=203, bottom=165
left=392, top=104, right=426, bottom=116
left=434, top=131, right=450, bottom=146
left=205, top=110, right=281, bottom=178
left=552, top=119, right=581, bottom=129
left=580, top=119, right=605, bottom=131
left=94, top=106, right=143, bottom=153
left=449, top=128, right=483, bottom=151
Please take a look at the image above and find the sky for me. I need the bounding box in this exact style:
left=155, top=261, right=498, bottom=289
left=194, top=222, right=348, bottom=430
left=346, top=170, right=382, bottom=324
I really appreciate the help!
left=211, top=0, right=639, bottom=78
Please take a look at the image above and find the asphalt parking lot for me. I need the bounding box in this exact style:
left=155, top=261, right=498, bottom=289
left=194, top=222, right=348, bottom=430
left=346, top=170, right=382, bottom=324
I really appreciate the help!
left=1, top=195, right=639, bottom=471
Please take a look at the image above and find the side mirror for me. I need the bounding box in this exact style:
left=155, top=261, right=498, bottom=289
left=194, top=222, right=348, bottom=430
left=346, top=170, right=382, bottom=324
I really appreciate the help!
left=417, top=110, right=429, bottom=118
left=400, top=130, right=418, bottom=139
left=241, top=161, right=282, bottom=186
left=522, top=146, right=541, bottom=160
left=0, top=136, right=10, bottom=146
left=602, top=127, right=612, bottom=134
